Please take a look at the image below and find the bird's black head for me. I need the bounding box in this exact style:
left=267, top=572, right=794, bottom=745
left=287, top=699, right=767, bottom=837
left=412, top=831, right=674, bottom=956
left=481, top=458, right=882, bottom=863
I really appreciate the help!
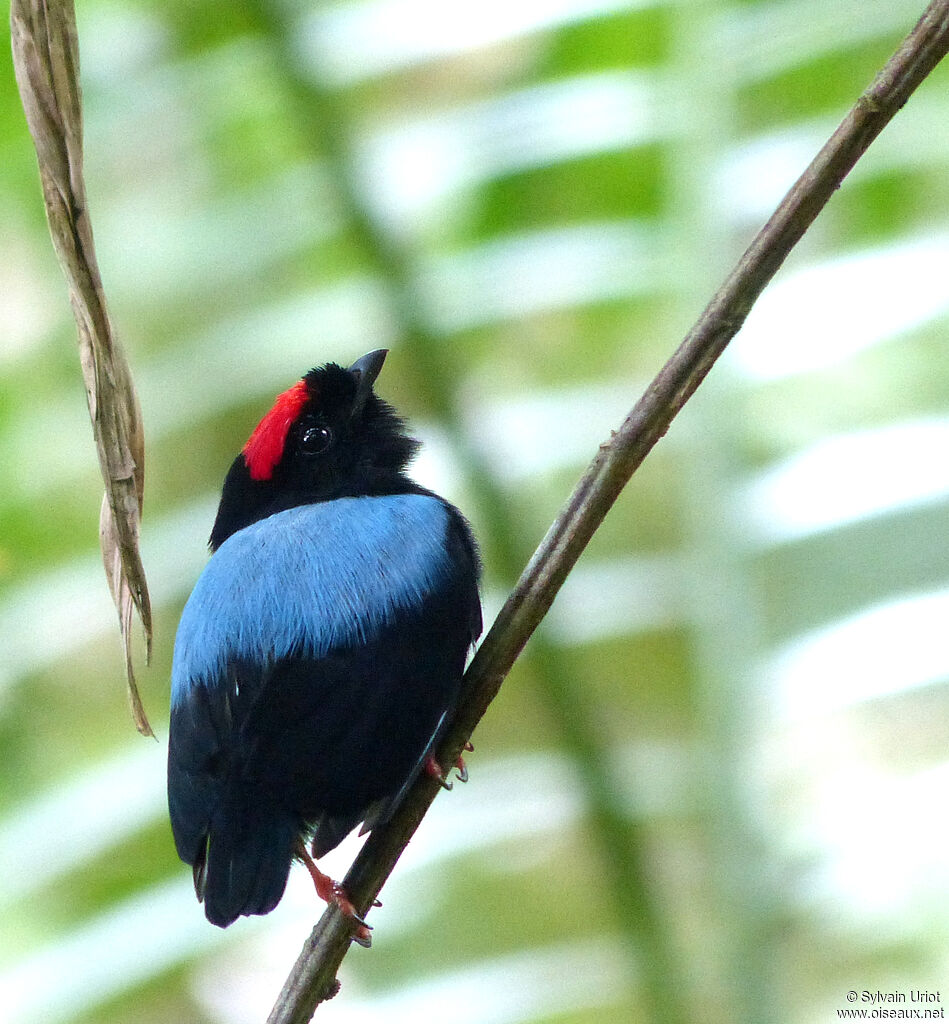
left=209, top=350, right=420, bottom=550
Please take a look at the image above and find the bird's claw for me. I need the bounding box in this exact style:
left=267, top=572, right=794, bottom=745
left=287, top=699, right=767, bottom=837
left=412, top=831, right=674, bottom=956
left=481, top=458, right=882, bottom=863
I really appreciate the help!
left=425, top=755, right=453, bottom=790
left=425, top=752, right=470, bottom=789
left=333, top=886, right=374, bottom=947
left=298, top=841, right=375, bottom=946
left=349, top=908, right=371, bottom=929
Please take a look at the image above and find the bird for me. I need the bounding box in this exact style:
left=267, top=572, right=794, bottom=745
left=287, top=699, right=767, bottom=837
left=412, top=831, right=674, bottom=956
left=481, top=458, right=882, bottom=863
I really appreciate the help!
left=167, top=349, right=482, bottom=942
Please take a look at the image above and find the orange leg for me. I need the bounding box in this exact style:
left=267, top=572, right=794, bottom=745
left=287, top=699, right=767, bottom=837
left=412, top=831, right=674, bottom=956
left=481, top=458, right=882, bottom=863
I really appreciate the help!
left=296, top=842, right=373, bottom=947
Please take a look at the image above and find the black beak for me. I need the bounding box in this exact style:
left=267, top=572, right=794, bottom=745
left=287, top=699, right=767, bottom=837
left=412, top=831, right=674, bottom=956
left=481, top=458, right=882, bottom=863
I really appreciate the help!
left=349, top=349, right=388, bottom=416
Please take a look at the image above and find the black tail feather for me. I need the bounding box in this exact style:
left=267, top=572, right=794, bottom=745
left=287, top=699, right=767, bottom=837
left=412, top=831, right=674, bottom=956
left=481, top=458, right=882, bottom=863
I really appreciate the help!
left=200, top=790, right=298, bottom=928
left=310, top=808, right=365, bottom=859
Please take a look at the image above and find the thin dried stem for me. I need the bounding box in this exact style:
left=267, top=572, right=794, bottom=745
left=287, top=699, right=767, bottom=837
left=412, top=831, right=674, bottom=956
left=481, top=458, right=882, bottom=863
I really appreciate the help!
left=10, top=0, right=153, bottom=733
left=267, top=2, right=949, bottom=1021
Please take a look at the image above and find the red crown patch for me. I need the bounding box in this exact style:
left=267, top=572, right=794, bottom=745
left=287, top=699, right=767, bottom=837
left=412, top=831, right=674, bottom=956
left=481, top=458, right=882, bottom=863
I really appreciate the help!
left=242, top=379, right=311, bottom=481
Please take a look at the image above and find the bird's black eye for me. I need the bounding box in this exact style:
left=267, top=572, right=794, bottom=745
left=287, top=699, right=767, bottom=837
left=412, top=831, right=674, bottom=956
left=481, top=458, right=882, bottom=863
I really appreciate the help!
left=300, top=425, right=333, bottom=455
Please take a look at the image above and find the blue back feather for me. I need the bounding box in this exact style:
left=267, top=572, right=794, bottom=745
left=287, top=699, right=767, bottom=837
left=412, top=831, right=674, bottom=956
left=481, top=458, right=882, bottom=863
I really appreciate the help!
left=171, top=493, right=455, bottom=705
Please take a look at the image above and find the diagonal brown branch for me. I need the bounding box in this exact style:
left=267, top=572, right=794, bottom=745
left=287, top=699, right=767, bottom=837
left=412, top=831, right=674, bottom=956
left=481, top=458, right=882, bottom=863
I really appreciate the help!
left=10, top=0, right=153, bottom=734
left=266, top=0, right=949, bottom=1019
left=266, top=2, right=949, bottom=1019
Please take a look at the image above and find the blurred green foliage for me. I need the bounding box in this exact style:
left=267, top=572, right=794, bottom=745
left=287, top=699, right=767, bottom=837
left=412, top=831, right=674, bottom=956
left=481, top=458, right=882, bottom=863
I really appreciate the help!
left=2, top=1, right=949, bottom=1022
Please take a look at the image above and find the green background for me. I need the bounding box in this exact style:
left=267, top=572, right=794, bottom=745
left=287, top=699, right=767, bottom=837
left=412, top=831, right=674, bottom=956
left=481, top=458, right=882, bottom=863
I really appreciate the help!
left=1, top=1, right=949, bottom=1021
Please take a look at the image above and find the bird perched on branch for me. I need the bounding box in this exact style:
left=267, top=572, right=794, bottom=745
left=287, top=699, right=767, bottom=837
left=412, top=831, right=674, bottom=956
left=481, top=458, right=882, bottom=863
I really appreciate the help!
left=167, top=350, right=481, bottom=943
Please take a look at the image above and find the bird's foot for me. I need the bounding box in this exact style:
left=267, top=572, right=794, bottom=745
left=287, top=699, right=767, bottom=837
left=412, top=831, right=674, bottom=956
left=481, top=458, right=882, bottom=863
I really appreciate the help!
left=297, top=843, right=373, bottom=947
left=425, top=749, right=471, bottom=790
